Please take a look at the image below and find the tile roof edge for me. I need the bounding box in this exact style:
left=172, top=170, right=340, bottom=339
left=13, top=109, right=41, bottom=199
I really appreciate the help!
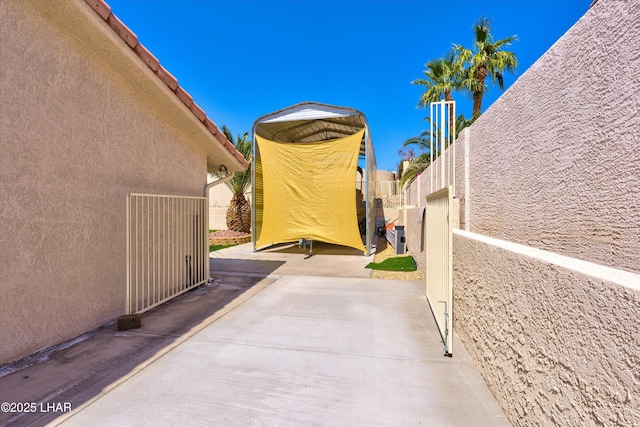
left=83, top=0, right=249, bottom=170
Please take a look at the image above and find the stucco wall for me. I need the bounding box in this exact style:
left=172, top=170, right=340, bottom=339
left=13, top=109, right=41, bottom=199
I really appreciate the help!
left=405, top=0, right=639, bottom=276
left=209, top=208, right=228, bottom=231
left=207, top=182, right=234, bottom=230
left=465, top=0, right=639, bottom=275
left=399, top=0, right=640, bottom=424
left=0, top=1, right=208, bottom=363
left=376, top=170, right=396, bottom=182
left=403, top=207, right=425, bottom=274
left=453, top=231, right=640, bottom=426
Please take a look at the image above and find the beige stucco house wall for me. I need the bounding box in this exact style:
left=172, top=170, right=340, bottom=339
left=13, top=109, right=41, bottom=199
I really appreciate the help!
left=402, top=0, right=640, bottom=424
left=208, top=179, right=238, bottom=231
left=375, top=170, right=395, bottom=182
left=0, top=0, right=247, bottom=364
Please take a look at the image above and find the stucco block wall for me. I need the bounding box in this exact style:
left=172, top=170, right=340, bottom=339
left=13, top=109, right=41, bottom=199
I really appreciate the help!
left=453, top=231, right=640, bottom=426
left=464, top=0, right=639, bottom=275
left=398, top=0, right=640, bottom=424
left=405, top=0, right=639, bottom=275
left=0, top=1, right=208, bottom=363
left=376, top=170, right=396, bottom=182
left=403, top=207, right=425, bottom=273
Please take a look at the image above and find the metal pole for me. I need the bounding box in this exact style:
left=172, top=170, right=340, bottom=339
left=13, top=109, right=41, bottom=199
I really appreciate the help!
left=364, top=126, right=371, bottom=255
left=440, top=100, right=445, bottom=191
left=430, top=103, right=434, bottom=194
left=125, top=195, right=131, bottom=315
left=451, top=101, right=456, bottom=198
left=251, top=126, right=258, bottom=252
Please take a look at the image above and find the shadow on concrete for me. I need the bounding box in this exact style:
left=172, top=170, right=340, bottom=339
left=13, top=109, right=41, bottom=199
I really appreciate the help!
left=0, top=268, right=280, bottom=427
left=257, top=241, right=367, bottom=257
left=208, top=242, right=374, bottom=278
left=210, top=256, right=287, bottom=275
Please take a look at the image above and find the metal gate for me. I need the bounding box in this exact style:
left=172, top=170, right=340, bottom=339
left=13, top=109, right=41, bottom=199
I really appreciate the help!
left=126, top=193, right=208, bottom=315
left=426, top=186, right=453, bottom=356
left=429, top=100, right=456, bottom=196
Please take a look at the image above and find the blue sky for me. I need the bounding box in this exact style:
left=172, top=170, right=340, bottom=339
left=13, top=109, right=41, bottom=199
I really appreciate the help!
left=107, top=0, right=590, bottom=172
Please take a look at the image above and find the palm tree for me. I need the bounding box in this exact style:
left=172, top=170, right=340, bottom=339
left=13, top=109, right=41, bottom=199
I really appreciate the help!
left=399, top=152, right=431, bottom=188
left=399, top=112, right=476, bottom=187
left=412, top=51, right=462, bottom=131
left=455, top=17, right=517, bottom=119
left=398, top=118, right=441, bottom=187
left=220, top=125, right=252, bottom=233
left=455, top=113, right=475, bottom=136
left=402, top=119, right=442, bottom=156
left=412, top=50, right=461, bottom=106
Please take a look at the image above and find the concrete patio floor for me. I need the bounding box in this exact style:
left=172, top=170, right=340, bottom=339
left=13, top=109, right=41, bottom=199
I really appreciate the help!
left=0, top=242, right=510, bottom=426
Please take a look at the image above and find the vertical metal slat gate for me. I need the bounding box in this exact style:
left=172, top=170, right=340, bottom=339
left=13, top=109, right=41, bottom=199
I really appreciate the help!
left=425, top=186, right=453, bottom=356
left=126, top=193, right=208, bottom=315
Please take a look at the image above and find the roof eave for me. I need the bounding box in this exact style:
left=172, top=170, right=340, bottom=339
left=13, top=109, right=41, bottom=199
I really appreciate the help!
left=74, top=0, right=248, bottom=172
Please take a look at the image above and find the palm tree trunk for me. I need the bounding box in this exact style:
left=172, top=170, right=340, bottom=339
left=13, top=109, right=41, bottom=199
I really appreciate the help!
left=472, top=65, right=488, bottom=119
left=226, top=194, right=251, bottom=233
left=472, top=91, right=483, bottom=119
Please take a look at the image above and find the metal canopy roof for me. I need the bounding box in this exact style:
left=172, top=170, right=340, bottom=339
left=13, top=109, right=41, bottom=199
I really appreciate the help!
left=252, top=101, right=369, bottom=156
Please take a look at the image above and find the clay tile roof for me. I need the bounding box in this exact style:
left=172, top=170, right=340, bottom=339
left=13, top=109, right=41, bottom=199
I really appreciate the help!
left=84, top=0, right=249, bottom=169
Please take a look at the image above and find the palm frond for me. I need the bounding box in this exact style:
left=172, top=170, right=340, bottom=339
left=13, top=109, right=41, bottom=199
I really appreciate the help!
left=216, top=125, right=252, bottom=196
left=412, top=49, right=464, bottom=108
left=399, top=153, right=431, bottom=188
left=453, top=17, right=518, bottom=117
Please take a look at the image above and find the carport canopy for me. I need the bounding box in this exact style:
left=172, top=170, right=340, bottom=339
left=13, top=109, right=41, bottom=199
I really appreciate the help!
left=252, top=102, right=377, bottom=254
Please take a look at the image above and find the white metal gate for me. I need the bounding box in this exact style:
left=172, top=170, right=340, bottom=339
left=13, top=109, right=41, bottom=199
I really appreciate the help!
left=126, top=193, right=208, bottom=315
left=425, top=186, right=453, bottom=356
left=429, top=100, right=456, bottom=196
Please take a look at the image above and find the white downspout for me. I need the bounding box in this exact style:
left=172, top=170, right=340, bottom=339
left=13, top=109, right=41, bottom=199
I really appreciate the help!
left=204, top=168, right=234, bottom=283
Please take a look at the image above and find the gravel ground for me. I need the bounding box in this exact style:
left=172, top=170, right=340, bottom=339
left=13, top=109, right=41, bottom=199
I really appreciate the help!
left=210, top=230, right=250, bottom=239
left=370, top=237, right=425, bottom=281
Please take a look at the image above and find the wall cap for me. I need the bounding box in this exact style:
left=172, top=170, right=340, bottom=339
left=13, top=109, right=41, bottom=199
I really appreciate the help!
left=453, top=229, right=640, bottom=291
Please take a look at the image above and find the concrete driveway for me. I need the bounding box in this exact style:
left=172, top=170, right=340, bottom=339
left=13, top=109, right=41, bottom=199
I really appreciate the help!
left=3, top=242, right=510, bottom=426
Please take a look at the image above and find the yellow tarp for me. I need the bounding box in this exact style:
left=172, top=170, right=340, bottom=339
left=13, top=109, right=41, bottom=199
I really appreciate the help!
left=255, top=128, right=366, bottom=252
